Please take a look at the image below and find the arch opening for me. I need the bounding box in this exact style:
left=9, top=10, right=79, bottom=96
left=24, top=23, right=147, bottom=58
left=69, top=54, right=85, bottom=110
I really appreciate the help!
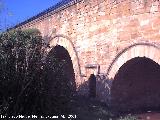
left=107, top=43, right=160, bottom=79
left=110, top=57, right=160, bottom=112
left=49, top=34, right=82, bottom=86
left=46, top=45, right=76, bottom=96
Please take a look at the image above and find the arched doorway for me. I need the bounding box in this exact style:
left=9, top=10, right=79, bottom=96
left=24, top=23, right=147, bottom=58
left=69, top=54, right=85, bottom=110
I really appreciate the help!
left=110, top=57, right=160, bottom=112
left=46, top=45, right=76, bottom=98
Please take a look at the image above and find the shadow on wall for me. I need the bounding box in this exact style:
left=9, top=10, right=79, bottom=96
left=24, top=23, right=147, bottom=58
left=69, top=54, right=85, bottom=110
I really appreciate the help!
left=77, top=74, right=112, bottom=103
left=110, top=57, right=160, bottom=113
left=96, top=74, right=112, bottom=103
left=77, top=57, right=160, bottom=115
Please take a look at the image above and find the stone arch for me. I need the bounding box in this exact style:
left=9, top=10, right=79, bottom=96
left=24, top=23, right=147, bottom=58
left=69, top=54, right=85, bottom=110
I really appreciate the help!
left=47, top=34, right=82, bottom=87
left=110, top=57, right=160, bottom=112
left=107, top=42, right=160, bottom=79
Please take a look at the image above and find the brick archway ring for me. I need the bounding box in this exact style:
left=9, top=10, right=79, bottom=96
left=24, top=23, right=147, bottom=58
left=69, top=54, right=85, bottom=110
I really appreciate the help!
left=47, top=34, right=82, bottom=87
left=107, top=42, right=160, bottom=79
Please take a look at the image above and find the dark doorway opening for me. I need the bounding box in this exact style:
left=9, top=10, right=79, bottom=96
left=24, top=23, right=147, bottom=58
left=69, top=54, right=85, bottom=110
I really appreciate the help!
left=110, top=57, right=160, bottom=113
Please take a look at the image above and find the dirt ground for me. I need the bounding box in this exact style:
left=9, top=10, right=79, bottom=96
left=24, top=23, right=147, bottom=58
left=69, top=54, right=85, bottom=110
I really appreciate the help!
left=136, top=112, right=160, bottom=120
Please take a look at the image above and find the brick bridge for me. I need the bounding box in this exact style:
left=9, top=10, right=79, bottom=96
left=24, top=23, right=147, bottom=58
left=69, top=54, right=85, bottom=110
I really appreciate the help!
left=13, top=0, right=160, bottom=112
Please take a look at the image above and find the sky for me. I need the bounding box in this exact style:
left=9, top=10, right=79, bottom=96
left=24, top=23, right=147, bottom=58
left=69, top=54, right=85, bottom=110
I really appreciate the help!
left=0, top=0, right=61, bottom=31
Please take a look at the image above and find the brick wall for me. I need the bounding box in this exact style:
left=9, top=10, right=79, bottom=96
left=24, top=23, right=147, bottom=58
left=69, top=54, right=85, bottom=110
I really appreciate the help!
left=18, top=0, right=160, bottom=95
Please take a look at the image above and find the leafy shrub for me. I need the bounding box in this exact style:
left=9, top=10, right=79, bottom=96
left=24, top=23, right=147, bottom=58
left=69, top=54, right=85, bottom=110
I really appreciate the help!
left=0, top=29, right=44, bottom=115
left=0, top=29, right=74, bottom=117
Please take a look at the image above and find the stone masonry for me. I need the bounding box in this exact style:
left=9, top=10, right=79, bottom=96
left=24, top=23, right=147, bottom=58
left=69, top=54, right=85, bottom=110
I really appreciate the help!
left=13, top=0, right=160, bottom=103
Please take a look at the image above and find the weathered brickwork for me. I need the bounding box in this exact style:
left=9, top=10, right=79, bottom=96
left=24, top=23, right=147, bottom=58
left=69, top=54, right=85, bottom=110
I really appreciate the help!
left=15, top=0, right=160, bottom=102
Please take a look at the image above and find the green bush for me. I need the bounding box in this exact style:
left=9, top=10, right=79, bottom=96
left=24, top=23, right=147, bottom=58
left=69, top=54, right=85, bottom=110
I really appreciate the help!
left=0, top=28, right=75, bottom=117
left=0, top=29, right=44, bottom=116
